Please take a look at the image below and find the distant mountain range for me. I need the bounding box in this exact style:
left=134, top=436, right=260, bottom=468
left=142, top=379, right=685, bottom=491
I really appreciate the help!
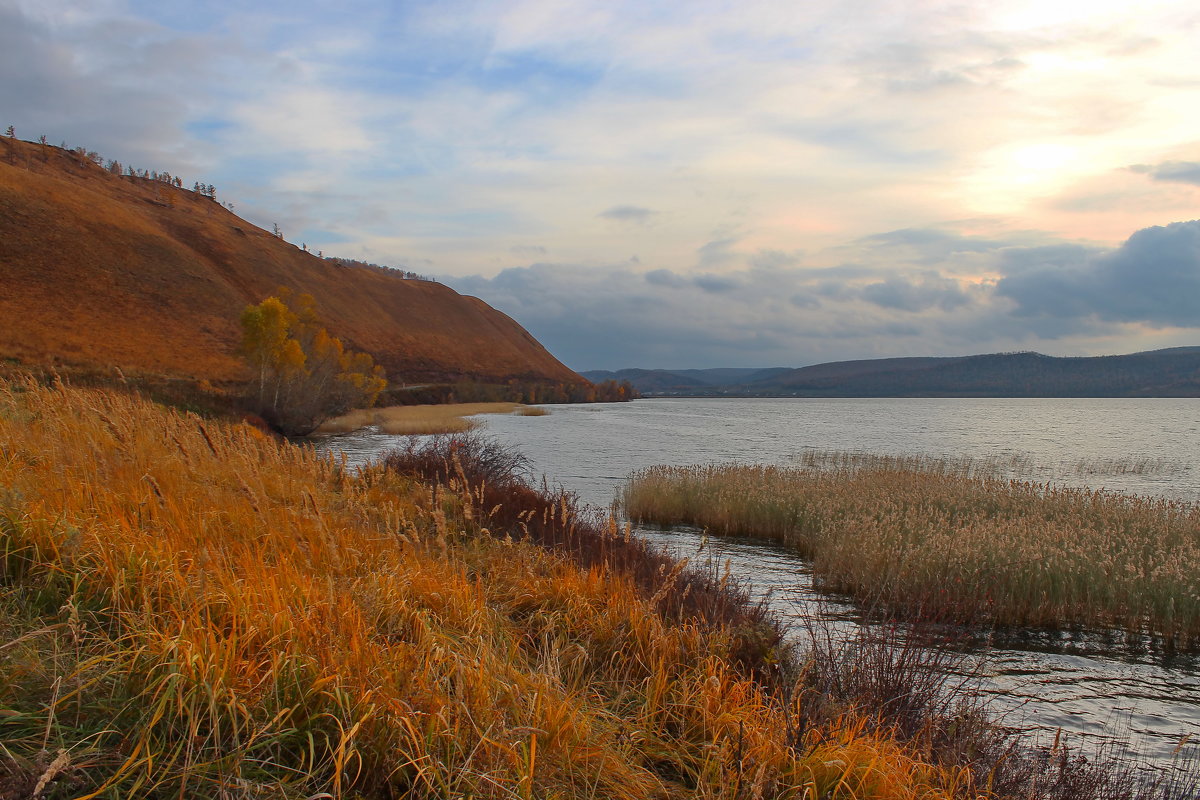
left=582, top=347, right=1200, bottom=397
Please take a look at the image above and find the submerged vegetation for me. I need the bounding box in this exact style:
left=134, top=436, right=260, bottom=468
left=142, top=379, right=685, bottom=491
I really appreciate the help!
left=622, top=458, right=1200, bottom=643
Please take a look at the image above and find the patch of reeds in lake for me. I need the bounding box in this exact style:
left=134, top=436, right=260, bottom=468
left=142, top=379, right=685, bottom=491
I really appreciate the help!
left=316, top=401, right=543, bottom=435
left=623, top=456, right=1200, bottom=643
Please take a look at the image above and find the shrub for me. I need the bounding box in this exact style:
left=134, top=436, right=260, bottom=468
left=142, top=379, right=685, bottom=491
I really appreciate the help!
left=240, top=292, right=386, bottom=435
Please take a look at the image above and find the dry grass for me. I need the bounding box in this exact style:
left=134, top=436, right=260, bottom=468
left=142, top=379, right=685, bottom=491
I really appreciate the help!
left=792, top=450, right=1184, bottom=481
left=0, top=378, right=991, bottom=799
left=622, top=458, right=1200, bottom=643
left=315, top=402, right=530, bottom=435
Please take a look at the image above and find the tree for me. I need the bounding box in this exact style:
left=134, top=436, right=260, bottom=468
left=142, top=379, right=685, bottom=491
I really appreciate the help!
left=240, top=293, right=386, bottom=435
left=5, top=126, right=13, bottom=138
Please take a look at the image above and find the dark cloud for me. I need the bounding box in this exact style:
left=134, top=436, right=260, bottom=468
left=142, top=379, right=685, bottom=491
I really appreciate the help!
left=510, top=244, right=548, bottom=256
left=599, top=205, right=656, bottom=223
left=693, top=273, right=740, bottom=293
left=644, top=268, right=688, bottom=288
left=861, top=275, right=970, bottom=312
left=789, top=293, right=820, bottom=309
left=996, top=220, right=1200, bottom=327
left=1129, top=161, right=1200, bottom=186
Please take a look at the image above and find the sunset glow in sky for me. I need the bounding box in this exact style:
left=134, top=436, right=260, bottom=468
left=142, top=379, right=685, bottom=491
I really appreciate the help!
left=4, top=0, right=1199, bottom=368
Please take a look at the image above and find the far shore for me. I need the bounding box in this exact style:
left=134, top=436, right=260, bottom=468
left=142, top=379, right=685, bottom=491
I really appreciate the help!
left=315, top=401, right=549, bottom=436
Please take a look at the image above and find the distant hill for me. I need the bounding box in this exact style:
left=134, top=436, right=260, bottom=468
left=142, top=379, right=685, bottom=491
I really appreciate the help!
left=580, top=367, right=789, bottom=394
left=591, top=349, right=1200, bottom=397
left=0, top=137, right=584, bottom=389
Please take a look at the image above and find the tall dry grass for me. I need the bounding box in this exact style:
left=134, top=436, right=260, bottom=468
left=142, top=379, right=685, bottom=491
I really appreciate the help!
left=622, top=460, right=1200, bottom=642
left=0, top=378, right=988, bottom=798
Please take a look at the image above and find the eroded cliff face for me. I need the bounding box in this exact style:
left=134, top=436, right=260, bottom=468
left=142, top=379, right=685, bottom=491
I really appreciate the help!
left=0, top=137, right=584, bottom=387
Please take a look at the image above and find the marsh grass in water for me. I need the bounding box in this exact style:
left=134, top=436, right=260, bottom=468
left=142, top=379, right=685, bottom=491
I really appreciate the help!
left=623, top=457, right=1200, bottom=643
left=791, top=449, right=1185, bottom=482
left=315, top=401, right=544, bottom=435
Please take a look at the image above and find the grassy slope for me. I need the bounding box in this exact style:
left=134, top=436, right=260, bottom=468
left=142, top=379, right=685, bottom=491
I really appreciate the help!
left=0, top=380, right=977, bottom=799
left=0, top=137, right=583, bottom=387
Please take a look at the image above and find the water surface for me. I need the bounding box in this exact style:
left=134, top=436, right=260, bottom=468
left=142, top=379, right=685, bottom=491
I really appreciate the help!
left=314, top=397, right=1200, bottom=773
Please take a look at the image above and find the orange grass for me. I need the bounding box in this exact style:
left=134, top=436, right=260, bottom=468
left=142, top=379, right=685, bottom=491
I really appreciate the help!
left=0, top=378, right=980, bottom=798
left=622, top=462, right=1200, bottom=642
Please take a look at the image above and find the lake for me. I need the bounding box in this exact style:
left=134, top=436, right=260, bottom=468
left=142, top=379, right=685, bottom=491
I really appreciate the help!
left=314, top=396, right=1200, bottom=777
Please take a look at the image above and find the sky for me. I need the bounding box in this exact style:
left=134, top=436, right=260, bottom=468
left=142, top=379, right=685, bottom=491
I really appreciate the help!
left=3, top=0, right=1199, bottom=370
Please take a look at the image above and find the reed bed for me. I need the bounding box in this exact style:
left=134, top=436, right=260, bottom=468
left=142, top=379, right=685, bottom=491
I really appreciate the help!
left=0, top=378, right=992, bottom=799
left=791, top=450, right=1184, bottom=481
left=623, top=460, right=1200, bottom=642
left=316, top=401, right=530, bottom=435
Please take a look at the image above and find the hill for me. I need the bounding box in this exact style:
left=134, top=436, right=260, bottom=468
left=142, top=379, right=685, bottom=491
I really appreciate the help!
left=0, top=137, right=583, bottom=388
left=595, top=348, right=1200, bottom=397
left=581, top=366, right=789, bottom=394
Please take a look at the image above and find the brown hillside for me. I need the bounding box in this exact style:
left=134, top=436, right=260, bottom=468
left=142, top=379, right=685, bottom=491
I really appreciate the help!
left=0, top=137, right=583, bottom=387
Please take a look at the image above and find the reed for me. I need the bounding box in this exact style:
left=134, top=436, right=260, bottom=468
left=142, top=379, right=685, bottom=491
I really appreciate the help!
left=0, top=379, right=991, bottom=798
left=622, top=459, right=1200, bottom=642
left=316, top=402, right=537, bottom=435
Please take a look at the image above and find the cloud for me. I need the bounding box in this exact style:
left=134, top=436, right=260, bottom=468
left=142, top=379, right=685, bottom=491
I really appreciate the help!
left=861, top=275, right=971, bottom=312
left=644, top=268, right=688, bottom=288
left=693, top=273, right=741, bottom=293
left=996, top=220, right=1200, bottom=327
left=1130, top=161, right=1200, bottom=187
left=448, top=220, right=1200, bottom=370
left=598, top=204, right=656, bottom=223
left=696, top=236, right=740, bottom=267
left=0, top=4, right=213, bottom=167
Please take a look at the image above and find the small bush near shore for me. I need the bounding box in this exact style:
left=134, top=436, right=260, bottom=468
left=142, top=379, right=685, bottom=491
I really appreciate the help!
left=622, top=459, right=1200, bottom=642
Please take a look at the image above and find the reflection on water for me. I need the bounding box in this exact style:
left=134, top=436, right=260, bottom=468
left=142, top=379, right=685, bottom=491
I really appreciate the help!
left=312, top=397, right=1200, bottom=775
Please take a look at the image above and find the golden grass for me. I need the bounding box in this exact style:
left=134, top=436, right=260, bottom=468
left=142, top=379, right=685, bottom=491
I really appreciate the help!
left=0, top=379, right=981, bottom=798
left=315, top=402, right=533, bottom=435
left=623, top=459, right=1200, bottom=642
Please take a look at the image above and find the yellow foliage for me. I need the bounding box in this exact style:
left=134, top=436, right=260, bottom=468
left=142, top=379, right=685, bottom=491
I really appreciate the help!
left=240, top=293, right=386, bottom=434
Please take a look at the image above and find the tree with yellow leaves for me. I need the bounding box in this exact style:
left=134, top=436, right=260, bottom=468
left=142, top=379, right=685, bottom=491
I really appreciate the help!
left=240, top=292, right=386, bottom=435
